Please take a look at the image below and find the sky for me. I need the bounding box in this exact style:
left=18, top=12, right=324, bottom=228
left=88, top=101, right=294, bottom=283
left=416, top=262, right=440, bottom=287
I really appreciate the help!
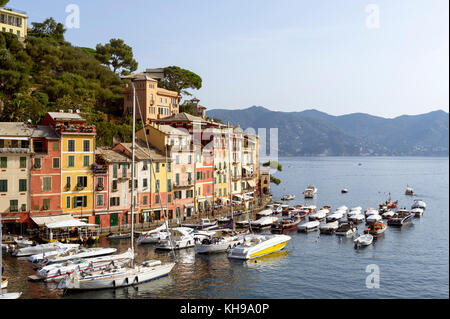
left=8, top=0, right=450, bottom=118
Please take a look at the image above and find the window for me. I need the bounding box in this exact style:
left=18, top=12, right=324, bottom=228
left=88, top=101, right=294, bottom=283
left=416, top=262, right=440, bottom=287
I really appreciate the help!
left=43, top=177, right=52, bottom=191
left=168, top=194, right=172, bottom=203
left=167, top=162, right=171, bottom=172
left=10, top=200, right=18, bottom=212
left=66, top=176, right=71, bottom=189
left=176, top=155, right=180, bottom=164
left=0, top=157, right=7, bottom=168
left=0, top=180, right=7, bottom=192
left=20, top=157, right=26, bottom=168
left=122, top=164, right=127, bottom=177
left=143, top=196, right=148, bottom=205
left=143, top=178, right=148, bottom=188
left=188, top=155, right=192, bottom=164
left=168, top=179, right=172, bottom=192
left=110, top=197, right=120, bottom=206
left=53, top=158, right=60, bottom=169
left=97, top=194, right=104, bottom=206
left=155, top=195, right=160, bottom=204
left=207, top=171, right=210, bottom=179
left=112, top=164, right=117, bottom=178
left=223, top=175, right=226, bottom=183
left=207, top=185, right=210, bottom=194
left=68, top=156, right=75, bottom=168
left=175, top=173, right=179, bottom=185
left=83, top=140, right=90, bottom=152
left=98, top=177, right=104, bottom=188
left=68, top=140, right=75, bottom=152
left=156, top=163, right=160, bottom=173
left=112, top=180, right=118, bottom=191
left=66, top=196, right=71, bottom=208
left=77, top=176, right=87, bottom=188
left=53, top=141, right=59, bottom=151
left=43, top=199, right=50, bottom=211
left=188, top=173, right=192, bottom=184
left=83, top=155, right=90, bottom=167
left=74, top=196, right=87, bottom=208
left=156, top=180, right=160, bottom=191
left=34, top=158, right=41, bottom=169
left=19, top=179, right=27, bottom=192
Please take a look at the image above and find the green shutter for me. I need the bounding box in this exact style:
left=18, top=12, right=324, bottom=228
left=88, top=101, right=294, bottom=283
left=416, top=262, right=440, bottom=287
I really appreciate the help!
left=20, top=157, right=26, bottom=168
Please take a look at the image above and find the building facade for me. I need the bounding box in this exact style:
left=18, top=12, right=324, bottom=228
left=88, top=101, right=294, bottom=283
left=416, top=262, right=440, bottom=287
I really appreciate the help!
left=0, top=7, right=27, bottom=39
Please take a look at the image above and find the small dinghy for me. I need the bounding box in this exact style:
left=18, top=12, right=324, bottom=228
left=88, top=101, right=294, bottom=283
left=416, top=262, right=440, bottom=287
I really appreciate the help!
left=271, top=216, right=301, bottom=232
left=336, top=206, right=348, bottom=213
left=256, top=209, right=273, bottom=218
left=366, top=214, right=382, bottom=224
left=411, top=199, right=426, bottom=210
left=411, top=208, right=424, bottom=217
left=281, top=194, right=295, bottom=201
left=354, top=234, right=373, bottom=248
left=381, top=210, right=395, bottom=219
left=405, top=187, right=414, bottom=195
left=326, top=211, right=345, bottom=222
left=364, top=222, right=387, bottom=237
left=297, top=221, right=320, bottom=232
left=365, top=208, right=379, bottom=217
left=387, top=209, right=414, bottom=227
left=309, top=209, right=328, bottom=221
left=341, top=189, right=348, bottom=193
left=320, top=221, right=339, bottom=234
left=348, top=213, right=365, bottom=224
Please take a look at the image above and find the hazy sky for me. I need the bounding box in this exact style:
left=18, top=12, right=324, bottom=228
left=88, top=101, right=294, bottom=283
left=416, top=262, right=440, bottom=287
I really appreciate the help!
left=10, top=0, right=449, bottom=118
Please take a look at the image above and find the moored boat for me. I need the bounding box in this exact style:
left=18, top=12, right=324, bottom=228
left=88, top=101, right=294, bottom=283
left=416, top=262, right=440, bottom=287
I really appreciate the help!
left=405, top=187, right=414, bottom=195
left=387, top=209, right=414, bottom=227
left=381, top=210, right=395, bottom=219
left=411, top=199, right=426, bottom=210
left=281, top=194, right=295, bottom=201
left=326, top=211, right=345, bottom=222
left=12, top=242, right=80, bottom=257
left=35, top=247, right=118, bottom=266
left=309, top=209, right=328, bottom=221
left=348, top=213, right=365, bottom=224
left=227, top=234, right=291, bottom=260
left=155, top=227, right=196, bottom=250
left=335, top=223, right=357, bottom=236
left=181, top=218, right=217, bottom=230
left=256, top=209, right=273, bottom=218
left=297, top=220, right=320, bottom=232
left=364, top=222, right=387, bottom=236
left=411, top=208, right=424, bottom=217
left=366, top=214, right=382, bottom=224
left=271, top=216, right=301, bottom=232
left=303, top=185, right=317, bottom=198
left=194, top=230, right=246, bottom=254
left=250, top=216, right=279, bottom=230
left=354, top=234, right=373, bottom=248
left=320, top=221, right=339, bottom=234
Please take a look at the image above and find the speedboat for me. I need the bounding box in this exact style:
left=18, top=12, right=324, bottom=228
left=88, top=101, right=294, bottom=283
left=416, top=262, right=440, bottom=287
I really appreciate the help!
left=58, top=259, right=175, bottom=291
left=320, top=221, right=339, bottom=234
left=36, top=250, right=133, bottom=282
left=227, top=234, right=291, bottom=260
left=364, top=222, right=387, bottom=237
left=14, top=237, right=34, bottom=248
left=335, top=223, right=357, bottom=236
left=411, top=208, right=424, bottom=217
left=326, top=211, right=345, bottom=222
left=366, top=214, right=382, bottom=224
left=354, top=234, right=373, bottom=248
left=271, top=216, right=301, bottom=232
left=381, top=210, right=395, bottom=219
left=256, top=209, right=273, bottom=218
left=194, top=230, right=246, bottom=254
left=309, top=209, right=328, bottom=221
left=297, top=220, right=320, bottom=232
left=155, top=227, right=196, bottom=250
left=387, top=209, right=413, bottom=227
left=281, top=194, right=295, bottom=201
left=12, top=242, right=80, bottom=257
left=35, top=247, right=118, bottom=266
left=411, top=199, right=426, bottom=210
left=250, top=216, right=279, bottom=230
left=303, top=186, right=317, bottom=198
left=137, top=223, right=170, bottom=244
left=28, top=246, right=80, bottom=263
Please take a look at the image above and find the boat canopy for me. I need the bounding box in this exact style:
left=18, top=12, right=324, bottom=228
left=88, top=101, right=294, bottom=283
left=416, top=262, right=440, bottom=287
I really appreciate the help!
left=31, top=214, right=75, bottom=227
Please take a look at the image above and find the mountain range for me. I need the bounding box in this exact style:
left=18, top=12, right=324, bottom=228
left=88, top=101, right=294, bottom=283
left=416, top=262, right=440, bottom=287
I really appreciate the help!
left=206, top=106, right=449, bottom=156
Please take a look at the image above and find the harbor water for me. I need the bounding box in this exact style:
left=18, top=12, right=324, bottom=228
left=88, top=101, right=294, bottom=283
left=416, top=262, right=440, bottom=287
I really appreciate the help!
left=2, top=157, right=449, bottom=299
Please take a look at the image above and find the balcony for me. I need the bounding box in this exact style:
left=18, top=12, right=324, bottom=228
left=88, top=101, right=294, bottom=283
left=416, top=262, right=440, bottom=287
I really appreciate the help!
left=55, top=123, right=95, bottom=134
left=76, top=185, right=86, bottom=191
left=174, top=180, right=194, bottom=188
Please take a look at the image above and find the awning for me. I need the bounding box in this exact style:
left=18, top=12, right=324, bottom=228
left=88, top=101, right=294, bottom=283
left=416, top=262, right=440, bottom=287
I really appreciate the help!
left=1, top=137, right=28, bottom=141
left=31, top=214, right=74, bottom=227
left=248, top=180, right=256, bottom=188
left=46, top=219, right=98, bottom=229
left=1, top=216, right=21, bottom=221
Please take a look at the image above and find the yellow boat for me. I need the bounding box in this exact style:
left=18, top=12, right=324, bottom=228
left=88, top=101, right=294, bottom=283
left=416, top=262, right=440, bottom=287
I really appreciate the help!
left=227, top=234, right=291, bottom=260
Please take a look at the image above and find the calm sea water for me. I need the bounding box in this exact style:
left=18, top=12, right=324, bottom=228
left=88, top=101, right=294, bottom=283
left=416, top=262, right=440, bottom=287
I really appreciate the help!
left=3, top=157, right=449, bottom=299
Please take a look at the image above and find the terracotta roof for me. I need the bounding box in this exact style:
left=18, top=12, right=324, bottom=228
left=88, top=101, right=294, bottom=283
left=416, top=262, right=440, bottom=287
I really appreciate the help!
left=47, top=112, right=85, bottom=122
left=96, top=149, right=131, bottom=163
left=0, top=123, right=34, bottom=137
left=120, top=141, right=168, bottom=162
left=153, top=112, right=207, bottom=124
left=121, top=73, right=158, bottom=82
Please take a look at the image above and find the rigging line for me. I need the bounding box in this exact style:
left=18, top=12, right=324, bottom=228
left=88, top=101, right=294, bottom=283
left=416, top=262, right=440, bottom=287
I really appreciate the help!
left=134, top=91, right=176, bottom=260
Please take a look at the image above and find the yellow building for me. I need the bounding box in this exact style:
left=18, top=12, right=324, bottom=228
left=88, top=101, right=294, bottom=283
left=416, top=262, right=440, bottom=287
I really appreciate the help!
left=43, top=112, right=96, bottom=219
left=122, top=72, right=180, bottom=124
left=213, top=127, right=231, bottom=204
left=0, top=7, right=28, bottom=39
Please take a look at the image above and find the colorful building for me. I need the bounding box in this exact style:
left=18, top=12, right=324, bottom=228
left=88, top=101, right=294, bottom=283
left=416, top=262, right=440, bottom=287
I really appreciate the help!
left=42, top=112, right=96, bottom=221
left=0, top=7, right=28, bottom=39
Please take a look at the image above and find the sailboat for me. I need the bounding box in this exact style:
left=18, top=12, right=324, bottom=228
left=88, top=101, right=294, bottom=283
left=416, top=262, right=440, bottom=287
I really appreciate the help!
left=58, top=79, right=175, bottom=291
left=1, top=212, right=22, bottom=299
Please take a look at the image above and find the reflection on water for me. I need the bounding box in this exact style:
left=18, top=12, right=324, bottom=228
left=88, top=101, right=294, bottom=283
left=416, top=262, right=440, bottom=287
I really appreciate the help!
left=2, top=157, right=449, bottom=298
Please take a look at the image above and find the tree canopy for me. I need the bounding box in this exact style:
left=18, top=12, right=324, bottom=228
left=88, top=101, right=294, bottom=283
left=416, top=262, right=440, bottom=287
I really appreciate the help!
left=159, top=66, right=202, bottom=98
left=0, top=0, right=10, bottom=7
left=95, top=38, right=138, bottom=75
left=28, top=18, right=66, bottom=44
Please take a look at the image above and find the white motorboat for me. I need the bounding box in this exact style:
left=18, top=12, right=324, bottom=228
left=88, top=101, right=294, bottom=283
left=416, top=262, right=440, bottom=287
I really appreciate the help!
left=319, top=221, right=339, bottom=234
left=387, top=209, right=414, bottom=226
left=235, top=220, right=250, bottom=228
left=354, top=234, right=373, bottom=248
left=36, top=250, right=133, bottom=282
left=348, top=213, right=365, bottom=224
left=366, top=214, right=382, bottom=224
left=281, top=194, right=295, bottom=201
left=336, top=206, right=348, bottom=212
left=272, top=205, right=282, bottom=214
left=256, top=209, right=273, bottom=218
left=381, top=210, right=395, bottom=219
left=411, top=208, right=424, bottom=217
left=227, top=234, right=291, bottom=260
left=350, top=207, right=362, bottom=212
left=107, top=233, right=131, bottom=239
left=14, top=237, right=34, bottom=248
left=137, top=223, right=170, bottom=244
left=194, top=230, right=246, bottom=254
left=365, top=209, right=379, bottom=217
left=12, top=242, right=80, bottom=257
left=303, top=185, right=317, bottom=198
left=155, top=227, right=196, bottom=250
left=335, top=223, right=357, bottom=236
left=309, top=209, right=328, bottom=221
left=250, top=216, right=279, bottom=229
left=28, top=246, right=80, bottom=263
left=326, top=211, right=345, bottom=222
left=297, top=220, right=320, bottom=232
left=411, top=199, right=426, bottom=210
left=36, top=247, right=118, bottom=266
left=181, top=218, right=217, bottom=230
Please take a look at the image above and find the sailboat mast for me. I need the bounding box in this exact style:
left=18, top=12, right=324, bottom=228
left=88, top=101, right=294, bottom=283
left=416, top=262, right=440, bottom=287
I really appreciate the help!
left=131, top=83, right=136, bottom=257
left=227, top=122, right=233, bottom=217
